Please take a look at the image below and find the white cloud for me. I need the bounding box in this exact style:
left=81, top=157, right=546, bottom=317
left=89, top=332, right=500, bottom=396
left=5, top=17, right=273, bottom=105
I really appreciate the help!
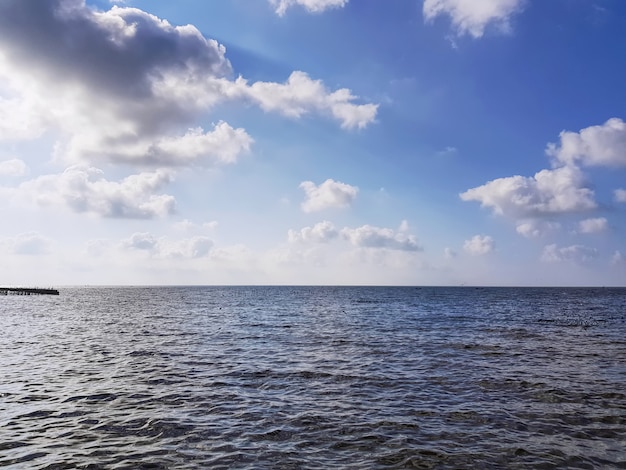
left=0, top=97, right=49, bottom=140
left=341, top=224, right=422, bottom=251
left=286, top=220, right=422, bottom=252
left=612, top=251, right=625, bottom=266
left=85, top=239, right=112, bottom=257
left=462, top=118, right=625, bottom=247
left=614, top=189, right=626, bottom=203
left=463, top=235, right=494, bottom=255
left=161, top=236, right=213, bottom=259
left=541, top=244, right=598, bottom=264
left=270, top=0, right=349, bottom=16
left=288, top=220, right=338, bottom=243
left=174, top=219, right=198, bottom=232
left=2, top=232, right=52, bottom=255
left=203, top=221, right=219, bottom=231
left=300, top=178, right=358, bottom=213
left=209, top=244, right=257, bottom=268
left=70, top=122, right=253, bottom=167
left=460, top=165, right=596, bottom=219
left=546, top=118, right=626, bottom=167
left=12, top=166, right=175, bottom=219
left=150, top=123, right=252, bottom=165
left=0, top=158, right=28, bottom=177
left=515, top=220, right=560, bottom=238
left=578, top=217, right=608, bottom=234
left=444, top=247, right=457, bottom=259
left=123, top=232, right=159, bottom=251
left=174, top=219, right=219, bottom=232
left=122, top=232, right=213, bottom=259
left=234, top=72, right=378, bottom=130
left=423, top=0, right=525, bottom=38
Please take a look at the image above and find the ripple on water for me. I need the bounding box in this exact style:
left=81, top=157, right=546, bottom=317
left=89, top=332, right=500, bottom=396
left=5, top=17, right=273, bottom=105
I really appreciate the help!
left=0, top=286, right=625, bottom=468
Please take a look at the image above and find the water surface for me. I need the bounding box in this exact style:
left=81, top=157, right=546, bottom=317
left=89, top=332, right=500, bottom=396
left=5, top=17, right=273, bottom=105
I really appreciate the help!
left=1, top=287, right=625, bottom=468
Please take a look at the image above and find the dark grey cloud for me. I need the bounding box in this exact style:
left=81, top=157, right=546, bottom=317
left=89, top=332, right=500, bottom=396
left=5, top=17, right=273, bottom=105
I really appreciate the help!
left=0, top=0, right=376, bottom=169
left=0, top=0, right=235, bottom=147
left=0, top=0, right=231, bottom=100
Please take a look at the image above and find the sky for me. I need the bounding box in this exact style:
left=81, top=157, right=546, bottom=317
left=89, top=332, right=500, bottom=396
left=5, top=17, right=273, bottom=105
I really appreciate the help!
left=0, top=0, right=624, bottom=286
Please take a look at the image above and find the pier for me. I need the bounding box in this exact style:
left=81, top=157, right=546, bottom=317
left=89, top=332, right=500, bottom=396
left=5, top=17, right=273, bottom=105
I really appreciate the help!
left=0, top=287, right=60, bottom=295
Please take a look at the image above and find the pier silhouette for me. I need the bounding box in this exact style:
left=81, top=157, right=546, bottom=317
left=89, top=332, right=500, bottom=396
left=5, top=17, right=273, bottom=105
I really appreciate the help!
left=1, top=287, right=59, bottom=295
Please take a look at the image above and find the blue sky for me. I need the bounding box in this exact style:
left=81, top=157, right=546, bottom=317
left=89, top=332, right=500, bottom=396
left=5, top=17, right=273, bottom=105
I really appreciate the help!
left=0, top=0, right=624, bottom=286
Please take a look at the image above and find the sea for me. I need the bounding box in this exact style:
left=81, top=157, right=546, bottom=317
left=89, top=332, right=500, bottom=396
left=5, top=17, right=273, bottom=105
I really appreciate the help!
left=1, top=286, right=625, bottom=469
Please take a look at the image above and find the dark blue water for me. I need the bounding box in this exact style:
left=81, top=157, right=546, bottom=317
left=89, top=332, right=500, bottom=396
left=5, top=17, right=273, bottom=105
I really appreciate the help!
left=1, top=287, right=625, bottom=469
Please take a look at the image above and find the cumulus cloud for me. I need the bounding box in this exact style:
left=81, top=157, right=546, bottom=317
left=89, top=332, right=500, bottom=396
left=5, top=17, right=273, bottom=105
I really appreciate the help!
left=423, top=0, right=525, bottom=38
left=462, top=118, right=625, bottom=245
left=0, top=1, right=231, bottom=121
left=234, top=72, right=378, bottom=130
left=286, top=220, right=422, bottom=252
left=288, top=220, right=338, bottom=243
left=0, top=0, right=235, bottom=165
left=444, top=247, right=457, bottom=259
left=0, top=1, right=232, bottom=92
left=300, top=178, right=358, bottom=212
left=13, top=166, right=175, bottom=218
left=460, top=165, right=596, bottom=219
left=546, top=118, right=626, bottom=167
left=270, top=0, right=349, bottom=16
left=541, top=244, right=598, bottom=264
left=515, top=220, right=560, bottom=238
left=341, top=224, right=422, bottom=251
left=0, top=0, right=376, bottom=168
left=578, top=217, right=608, bottom=234
left=614, top=189, right=626, bottom=203
left=65, top=122, right=253, bottom=167
left=123, top=232, right=159, bottom=251
left=463, top=235, right=494, bottom=255
left=0, top=158, right=28, bottom=177
left=122, top=232, right=213, bottom=258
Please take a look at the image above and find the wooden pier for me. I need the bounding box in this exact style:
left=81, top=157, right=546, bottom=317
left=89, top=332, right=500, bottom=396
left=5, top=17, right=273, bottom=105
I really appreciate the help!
left=0, top=287, right=59, bottom=295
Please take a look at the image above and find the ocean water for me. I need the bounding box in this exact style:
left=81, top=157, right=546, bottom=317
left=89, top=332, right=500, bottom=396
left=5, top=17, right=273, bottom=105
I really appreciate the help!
left=1, top=286, right=625, bottom=469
